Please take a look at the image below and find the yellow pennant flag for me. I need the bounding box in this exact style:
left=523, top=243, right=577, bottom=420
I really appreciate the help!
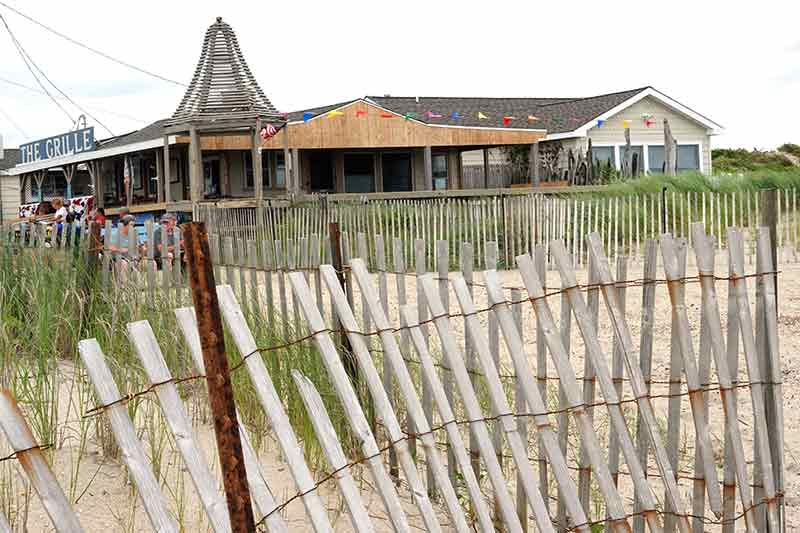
left=328, top=110, right=344, bottom=118
left=477, top=112, right=488, bottom=120
left=622, top=119, right=631, bottom=128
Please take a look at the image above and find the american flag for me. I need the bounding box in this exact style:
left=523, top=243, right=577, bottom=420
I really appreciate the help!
left=260, top=124, right=278, bottom=140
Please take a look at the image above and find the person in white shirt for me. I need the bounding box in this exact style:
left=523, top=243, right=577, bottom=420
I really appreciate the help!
left=51, top=198, right=69, bottom=246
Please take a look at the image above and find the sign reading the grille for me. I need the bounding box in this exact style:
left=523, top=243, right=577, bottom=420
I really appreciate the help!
left=20, top=127, right=96, bottom=164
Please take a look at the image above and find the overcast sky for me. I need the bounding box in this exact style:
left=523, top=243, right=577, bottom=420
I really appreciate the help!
left=1, top=0, right=798, bottom=151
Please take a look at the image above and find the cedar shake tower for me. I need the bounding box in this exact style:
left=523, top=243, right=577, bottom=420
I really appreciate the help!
left=165, top=17, right=287, bottom=208
left=170, top=17, right=283, bottom=124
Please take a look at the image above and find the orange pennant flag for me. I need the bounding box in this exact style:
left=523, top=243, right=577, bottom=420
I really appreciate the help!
left=527, top=115, right=539, bottom=122
left=356, top=110, right=368, bottom=117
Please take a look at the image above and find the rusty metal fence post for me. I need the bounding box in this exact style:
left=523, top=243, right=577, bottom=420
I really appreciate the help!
left=183, top=221, right=255, bottom=532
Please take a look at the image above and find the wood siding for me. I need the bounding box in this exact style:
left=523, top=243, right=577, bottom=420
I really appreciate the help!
left=261, top=101, right=545, bottom=150
left=0, top=175, right=21, bottom=222
left=587, top=96, right=713, bottom=173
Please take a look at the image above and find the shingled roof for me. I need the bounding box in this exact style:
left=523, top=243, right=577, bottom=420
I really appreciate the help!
left=169, top=17, right=283, bottom=125
left=287, top=88, right=649, bottom=133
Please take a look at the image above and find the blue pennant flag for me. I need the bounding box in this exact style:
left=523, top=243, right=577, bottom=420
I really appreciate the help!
left=596, top=119, right=605, bottom=128
left=303, top=112, right=314, bottom=122
left=451, top=111, right=461, bottom=120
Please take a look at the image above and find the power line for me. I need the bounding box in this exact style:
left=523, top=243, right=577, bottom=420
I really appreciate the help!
left=0, top=13, right=74, bottom=126
left=0, top=76, right=150, bottom=125
left=0, top=13, right=115, bottom=136
left=0, top=0, right=187, bottom=88
left=0, top=104, right=28, bottom=138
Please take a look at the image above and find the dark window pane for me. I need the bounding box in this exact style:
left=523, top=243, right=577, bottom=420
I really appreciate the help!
left=432, top=154, right=448, bottom=190
left=382, top=153, right=412, bottom=192
left=648, top=145, right=665, bottom=173
left=677, top=145, right=700, bottom=171
left=592, top=146, right=615, bottom=166
left=344, top=154, right=375, bottom=193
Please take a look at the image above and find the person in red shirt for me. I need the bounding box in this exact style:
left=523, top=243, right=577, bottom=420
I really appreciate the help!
left=92, top=207, right=107, bottom=226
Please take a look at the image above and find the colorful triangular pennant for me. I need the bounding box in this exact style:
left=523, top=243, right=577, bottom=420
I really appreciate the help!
left=356, top=110, right=368, bottom=117
left=451, top=111, right=461, bottom=120
left=303, top=112, right=314, bottom=122
left=328, top=110, right=344, bottom=118
left=502, top=115, right=515, bottom=126
left=477, top=112, right=488, bottom=120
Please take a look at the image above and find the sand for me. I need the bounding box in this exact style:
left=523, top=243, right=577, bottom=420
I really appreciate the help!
left=1, top=257, right=797, bottom=531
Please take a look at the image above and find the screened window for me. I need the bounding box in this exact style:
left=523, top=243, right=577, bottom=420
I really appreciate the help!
left=276, top=153, right=286, bottom=188
left=648, top=145, right=665, bottom=173
left=344, top=153, right=375, bottom=193
left=677, top=145, right=700, bottom=171
left=432, top=154, right=448, bottom=190
left=592, top=146, right=615, bottom=167
left=244, top=151, right=271, bottom=188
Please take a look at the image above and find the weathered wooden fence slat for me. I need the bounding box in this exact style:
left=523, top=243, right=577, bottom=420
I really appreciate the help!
left=174, top=308, right=289, bottom=533
left=584, top=233, right=692, bottom=533
left=0, top=391, right=84, bottom=533
left=127, top=320, right=232, bottom=533
left=216, top=286, right=333, bottom=533
left=291, top=269, right=421, bottom=533
left=77, top=339, right=179, bottom=533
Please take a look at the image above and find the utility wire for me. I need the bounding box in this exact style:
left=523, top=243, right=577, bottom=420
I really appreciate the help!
left=0, top=0, right=187, bottom=88
left=0, top=13, right=115, bottom=136
left=0, top=104, right=27, bottom=138
left=0, top=12, right=74, bottom=126
left=0, top=76, right=149, bottom=125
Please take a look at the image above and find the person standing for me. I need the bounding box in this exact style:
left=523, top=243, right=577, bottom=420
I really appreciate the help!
left=51, top=198, right=69, bottom=246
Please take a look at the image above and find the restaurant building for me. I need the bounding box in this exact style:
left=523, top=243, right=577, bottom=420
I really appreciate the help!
left=1, top=17, right=720, bottom=222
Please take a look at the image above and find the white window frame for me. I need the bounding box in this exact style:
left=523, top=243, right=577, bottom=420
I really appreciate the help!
left=644, top=141, right=704, bottom=174
left=592, top=141, right=704, bottom=174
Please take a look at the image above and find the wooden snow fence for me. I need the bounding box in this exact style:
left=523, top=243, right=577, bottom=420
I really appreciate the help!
left=0, top=224, right=786, bottom=532
left=199, top=187, right=800, bottom=270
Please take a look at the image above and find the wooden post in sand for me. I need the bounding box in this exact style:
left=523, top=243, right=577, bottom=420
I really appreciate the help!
left=182, top=221, right=255, bottom=532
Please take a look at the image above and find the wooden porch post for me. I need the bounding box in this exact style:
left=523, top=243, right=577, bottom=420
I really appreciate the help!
left=189, top=125, right=202, bottom=204
left=282, top=125, right=292, bottom=195
left=529, top=142, right=540, bottom=186
left=253, top=118, right=264, bottom=204
left=155, top=148, right=164, bottom=204
left=87, top=160, right=103, bottom=208
left=423, top=145, right=433, bottom=190
left=292, top=149, right=301, bottom=195
left=483, top=148, right=490, bottom=189
left=163, top=135, right=172, bottom=205
left=63, top=164, right=76, bottom=199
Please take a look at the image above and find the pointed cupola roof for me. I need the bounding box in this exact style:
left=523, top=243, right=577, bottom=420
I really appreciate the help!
left=168, top=17, right=283, bottom=126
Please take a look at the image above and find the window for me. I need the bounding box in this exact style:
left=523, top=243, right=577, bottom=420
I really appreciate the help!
left=382, top=153, right=412, bottom=192
left=592, top=146, right=615, bottom=167
left=276, top=153, right=286, bottom=188
left=648, top=144, right=700, bottom=173
left=244, top=151, right=271, bottom=188
left=432, top=154, right=448, bottom=190
left=343, top=154, right=375, bottom=193
left=677, top=145, right=700, bottom=171
left=648, top=145, right=665, bottom=173
left=619, top=145, right=644, bottom=173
